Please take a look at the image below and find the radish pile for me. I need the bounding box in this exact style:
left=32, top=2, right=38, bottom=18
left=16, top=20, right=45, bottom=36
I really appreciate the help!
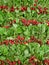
left=0, top=0, right=49, bottom=65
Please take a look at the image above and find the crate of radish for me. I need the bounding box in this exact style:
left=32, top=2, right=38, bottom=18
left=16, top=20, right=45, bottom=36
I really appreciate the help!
left=0, top=0, right=49, bottom=65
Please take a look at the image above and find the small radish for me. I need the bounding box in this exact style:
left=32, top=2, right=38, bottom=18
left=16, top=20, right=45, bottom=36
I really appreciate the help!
left=30, top=7, right=35, bottom=10
left=10, top=6, right=15, bottom=12
left=46, top=40, right=49, bottom=45
left=34, top=3, right=37, bottom=6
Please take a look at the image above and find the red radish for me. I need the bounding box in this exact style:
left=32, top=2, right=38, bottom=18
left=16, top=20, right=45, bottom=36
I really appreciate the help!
left=26, top=20, right=31, bottom=26
left=30, top=36, right=42, bottom=45
left=44, top=59, right=49, bottom=65
left=21, top=18, right=27, bottom=26
left=17, top=60, right=21, bottom=65
left=17, top=35, right=25, bottom=41
left=32, top=62, right=36, bottom=65
left=17, top=35, right=23, bottom=42
left=7, top=60, right=13, bottom=65
left=7, top=59, right=11, bottom=63
left=44, top=7, right=48, bottom=11
left=12, top=61, right=16, bottom=65
left=21, top=18, right=27, bottom=23
left=46, top=40, right=49, bottom=45
left=27, top=39, right=32, bottom=43
left=3, top=26, right=10, bottom=29
left=39, top=8, right=43, bottom=13
left=28, top=20, right=32, bottom=23
left=0, top=5, right=8, bottom=9
left=29, top=56, right=36, bottom=63
left=9, top=40, right=14, bottom=44
left=3, top=40, right=9, bottom=45
left=24, top=41, right=28, bottom=44
left=17, top=35, right=21, bottom=40
left=21, top=7, right=24, bottom=11
left=30, top=56, right=36, bottom=60
left=13, top=20, right=16, bottom=23
left=31, top=20, right=38, bottom=25
left=1, top=60, right=5, bottom=65
left=1, top=5, right=6, bottom=9
left=34, top=3, right=37, bottom=6
left=5, top=6, right=8, bottom=9
left=10, top=6, right=15, bottom=12
left=30, top=36, right=35, bottom=40
left=3, top=5, right=8, bottom=9
left=38, top=6, right=43, bottom=14
left=26, top=22, right=30, bottom=26
left=40, top=9, right=43, bottom=13
left=30, top=7, right=35, bottom=10
left=9, top=62, right=13, bottom=65
left=47, top=22, right=49, bottom=26
left=20, top=37, right=25, bottom=41
left=21, top=6, right=27, bottom=11
left=38, top=6, right=42, bottom=10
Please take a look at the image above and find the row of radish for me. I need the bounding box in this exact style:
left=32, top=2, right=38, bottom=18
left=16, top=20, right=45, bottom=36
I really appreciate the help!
left=0, top=5, right=48, bottom=14
left=0, top=57, right=49, bottom=65
left=2, top=19, right=49, bottom=29
left=0, top=35, right=49, bottom=45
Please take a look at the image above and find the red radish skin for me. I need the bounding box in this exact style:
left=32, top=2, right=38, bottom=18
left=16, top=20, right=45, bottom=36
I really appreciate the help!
left=1, top=60, right=5, bottom=65
left=27, top=39, right=32, bottom=43
left=24, top=41, right=28, bottom=44
left=34, top=3, right=37, bottom=6
left=32, top=62, right=36, bottom=65
left=29, top=56, right=36, bottom=64
left=38, top=6, right=44, bottom=14
left=47, top=40, right=49, bottom=45
left=47, top=22, right=49, bottom=26
left=12, top=61, right=16, bottom=65
left=20, top=37, right=25, bottom=41
left=13, top=20, right=16, bottom=23
left=21, top=19, right=40, bottom=26
left=31, top=20, right=38, bottom=25
left=30, top=7, right=35, bottom=10
left=3, top=40, right=9, bottom=45
left=2, top=5, right=8, bottom=9
left=10, top=6, right=15, bottom=12
left=17, top=35, right=21, bottom=40
left=9, top=40, right=14, bottom=44
left=3, top=26, right=10, bottom=29
left=21, top=6, right=27, bottom=11
left=44, top=59, right=49, bottom=65
left=17, top=60, right=21, bottom=65
left=0, top=35, right=42, bottom=45
left=44, top=7, right=48, bottom=11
